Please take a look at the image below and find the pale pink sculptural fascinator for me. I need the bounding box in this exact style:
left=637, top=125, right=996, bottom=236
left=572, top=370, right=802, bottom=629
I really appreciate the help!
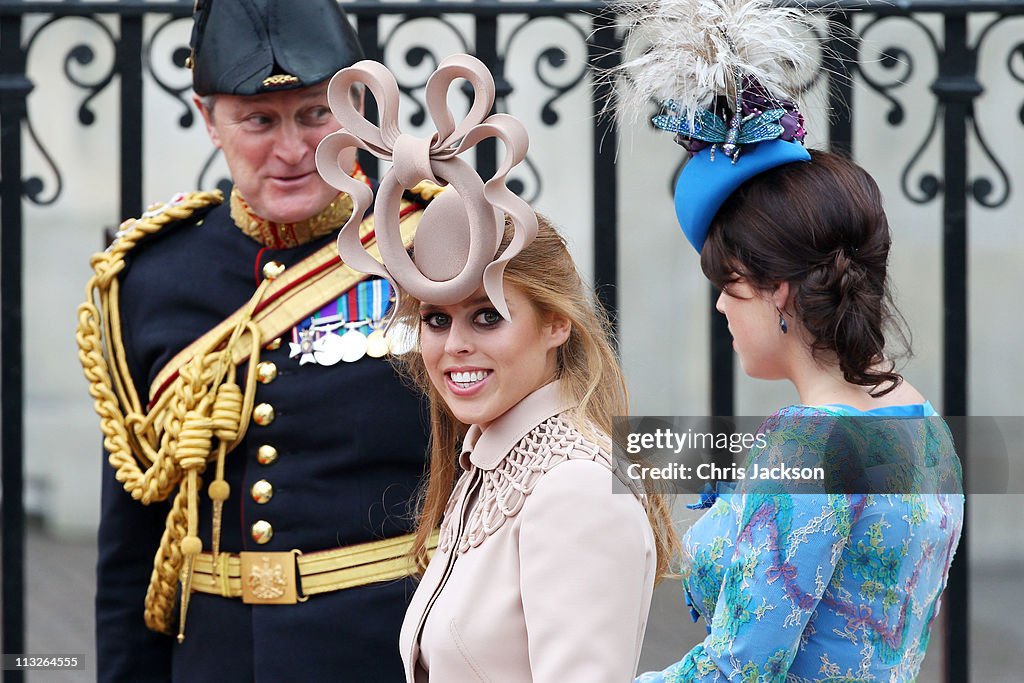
left=315, top=53, right=536, bottom=321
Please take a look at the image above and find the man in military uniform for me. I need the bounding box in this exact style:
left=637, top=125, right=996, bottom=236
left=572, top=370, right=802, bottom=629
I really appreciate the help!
left=78, top=1, right=432, bottom=680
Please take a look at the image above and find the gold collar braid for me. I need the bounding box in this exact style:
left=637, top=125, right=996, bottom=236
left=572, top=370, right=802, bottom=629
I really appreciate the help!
left=229, top=165, right=369, bottom=248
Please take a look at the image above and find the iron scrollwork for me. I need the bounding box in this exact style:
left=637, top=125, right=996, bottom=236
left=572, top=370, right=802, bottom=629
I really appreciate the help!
left=964, top=13, right=1023, bottom=210
left=11, top=2, right=1023, bottom=216
left=375, top=12, right=592, bottom=204
left=381, top=16, right=472, bottom=128
left=857, top=14, right=943, bottom=206
left=142, top=13, right=230, bottom=191
left=857, top=11, right=1018, bottom=210
left=1011, top=37, right=1024, bottom=126
left=22, top=15, right=119, bottom=205
left=502, top=16, right=591, bottom=202
left=146, top=15, right=197, bottom=129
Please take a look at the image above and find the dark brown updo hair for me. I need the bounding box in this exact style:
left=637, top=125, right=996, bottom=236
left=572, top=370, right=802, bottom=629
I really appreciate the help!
left=701, top=149, right=907, bottom=395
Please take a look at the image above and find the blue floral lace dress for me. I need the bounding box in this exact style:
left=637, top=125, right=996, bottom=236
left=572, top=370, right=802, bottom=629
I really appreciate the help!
left=638, top=403, right=964, bottom=683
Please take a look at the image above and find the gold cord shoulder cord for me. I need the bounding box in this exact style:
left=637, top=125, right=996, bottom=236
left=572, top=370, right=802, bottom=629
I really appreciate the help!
left=76, top=190, right=260, bottom=636
left=76, top=184, right=438, bottom=639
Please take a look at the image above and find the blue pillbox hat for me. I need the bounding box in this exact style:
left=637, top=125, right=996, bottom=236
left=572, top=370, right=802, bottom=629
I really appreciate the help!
left=674, top=139, right=811, bottom=252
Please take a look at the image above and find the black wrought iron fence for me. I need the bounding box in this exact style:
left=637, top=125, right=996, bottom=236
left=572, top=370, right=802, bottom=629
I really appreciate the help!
left=3, top=0, right=1022, bottom=680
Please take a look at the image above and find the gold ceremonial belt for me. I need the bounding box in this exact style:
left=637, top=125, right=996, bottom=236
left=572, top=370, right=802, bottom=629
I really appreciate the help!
left=190, top=532, right=437, bottom=605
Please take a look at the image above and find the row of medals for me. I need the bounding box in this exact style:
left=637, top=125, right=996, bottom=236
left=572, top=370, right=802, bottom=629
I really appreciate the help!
left=290, top=323, right=390, bottom=365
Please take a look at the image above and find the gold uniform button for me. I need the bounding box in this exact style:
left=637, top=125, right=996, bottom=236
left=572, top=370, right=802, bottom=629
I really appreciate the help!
left=251, top=480, right=274, bottom=504
left=256, top=361, right=278, bottom=384
left=251, top=520, right=273, bottom=545
left=262, top=260, right=286, bottom=280
left=257, top=444, right=279, bottom=465
left=253, top=403, right=275, bottom=426
left=265, top=337, right=282, bottom=351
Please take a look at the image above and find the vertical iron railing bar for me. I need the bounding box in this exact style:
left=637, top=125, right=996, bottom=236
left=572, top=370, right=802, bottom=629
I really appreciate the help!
left=588, top=7, right=621, bottom=340
left=825, top=10, right=856, bottom=155
left=935, top=11, right=973, bottom=681
left=0, top=12, right=31, bottom=683
left=356, top=12, right=381, bottom=181
left=118, top=13, right=144, bottom=221
left=473, top=13, right=500, bottom=181
left=708, top=285, right=735, bottom=417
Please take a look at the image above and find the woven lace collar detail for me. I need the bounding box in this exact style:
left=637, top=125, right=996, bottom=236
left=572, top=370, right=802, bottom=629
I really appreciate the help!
left=460, top=380, right=576, bottom=471
left=439, top=412, right=614, bottom=555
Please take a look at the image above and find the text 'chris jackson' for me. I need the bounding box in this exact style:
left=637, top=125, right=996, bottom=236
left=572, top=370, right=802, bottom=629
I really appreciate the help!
left=625, top=462, right=826, bottom=482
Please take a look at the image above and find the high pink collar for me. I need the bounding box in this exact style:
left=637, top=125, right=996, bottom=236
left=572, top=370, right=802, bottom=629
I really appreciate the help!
left=459, top=380, right=575, bottom=471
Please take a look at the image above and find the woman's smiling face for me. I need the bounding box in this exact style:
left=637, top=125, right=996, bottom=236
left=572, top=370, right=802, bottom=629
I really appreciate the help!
left=418, top=284, right=570, bottom=428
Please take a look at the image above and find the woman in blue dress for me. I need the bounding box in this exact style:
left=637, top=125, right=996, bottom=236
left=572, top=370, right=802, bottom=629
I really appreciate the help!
left=613, top=1, right=965, bottom=680
left=638, top=150, right=964, bottom=682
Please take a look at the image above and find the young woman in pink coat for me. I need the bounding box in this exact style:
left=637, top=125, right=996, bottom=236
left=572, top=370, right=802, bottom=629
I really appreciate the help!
left=396, top=215, right=676, bottom=682
left=315, top=54, right=677, bottom=682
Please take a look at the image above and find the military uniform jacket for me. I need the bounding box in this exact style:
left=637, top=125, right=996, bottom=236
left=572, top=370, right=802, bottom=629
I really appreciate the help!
left=95, top=194, right=429, bottom=683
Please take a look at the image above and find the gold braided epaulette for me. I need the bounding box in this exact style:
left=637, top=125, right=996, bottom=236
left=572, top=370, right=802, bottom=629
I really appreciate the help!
left=77, top=189, right=224, bottom=470
left=76, top=190, right=225, bottom=635
left=108, top=190, right=224, bottom=255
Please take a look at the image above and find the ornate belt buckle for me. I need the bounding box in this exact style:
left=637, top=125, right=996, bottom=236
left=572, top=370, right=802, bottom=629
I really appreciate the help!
left=239, top=551, right=299, bottom=604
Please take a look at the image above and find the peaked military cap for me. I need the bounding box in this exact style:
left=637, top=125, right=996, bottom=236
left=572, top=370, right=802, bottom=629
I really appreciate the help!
left=189, top=0, right=364, bottom=96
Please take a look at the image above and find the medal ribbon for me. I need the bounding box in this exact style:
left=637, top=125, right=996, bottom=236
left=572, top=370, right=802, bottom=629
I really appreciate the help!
left=292, top=277, right=392, bottom=342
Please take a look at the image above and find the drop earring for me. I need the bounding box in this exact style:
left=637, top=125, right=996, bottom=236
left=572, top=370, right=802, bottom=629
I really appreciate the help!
left=777, top=308, right=788, bottom=334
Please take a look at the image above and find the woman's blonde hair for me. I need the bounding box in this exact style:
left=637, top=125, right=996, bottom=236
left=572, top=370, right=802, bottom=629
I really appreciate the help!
left=393, top=213, right=678, bottom=580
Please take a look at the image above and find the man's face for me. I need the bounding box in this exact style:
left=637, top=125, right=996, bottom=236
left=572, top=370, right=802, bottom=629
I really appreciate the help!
left=195, top=84, right=349, bottom=224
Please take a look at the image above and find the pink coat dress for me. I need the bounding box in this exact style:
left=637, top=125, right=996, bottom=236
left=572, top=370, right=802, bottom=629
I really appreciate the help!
left=399, top=381, right=657, bottom=682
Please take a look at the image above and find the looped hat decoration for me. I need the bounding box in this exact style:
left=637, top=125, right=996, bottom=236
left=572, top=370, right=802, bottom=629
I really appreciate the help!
left=315, top=54, right=536, bottom=321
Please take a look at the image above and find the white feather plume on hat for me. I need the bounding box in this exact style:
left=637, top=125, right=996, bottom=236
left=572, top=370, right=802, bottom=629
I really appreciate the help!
left=611, top=0, right=818, bottom=124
